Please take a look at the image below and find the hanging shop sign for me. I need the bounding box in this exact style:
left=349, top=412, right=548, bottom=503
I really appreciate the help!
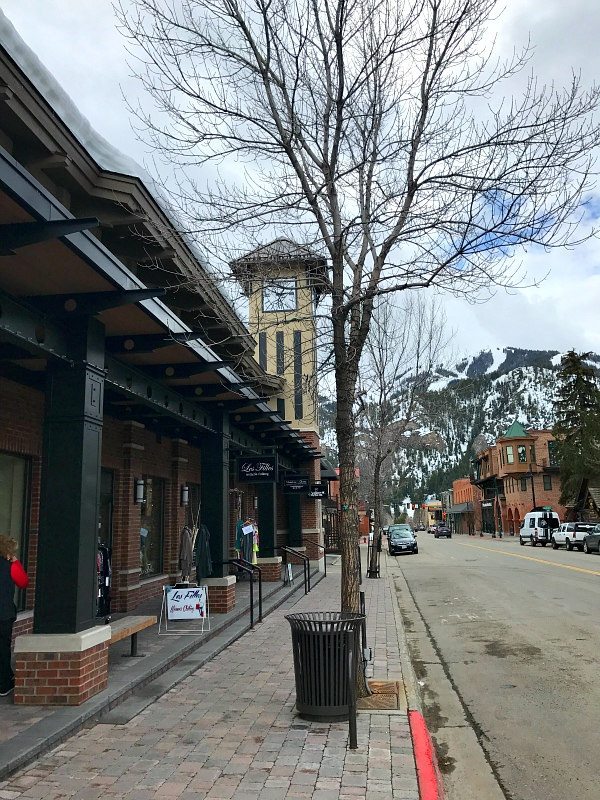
left=282, top=475, right=310, bottom=493
left=308, top=483, right=328, bottom=499
left=166, top=586, right=208, bottom=620
left=237, top=456, right=278, bottom=483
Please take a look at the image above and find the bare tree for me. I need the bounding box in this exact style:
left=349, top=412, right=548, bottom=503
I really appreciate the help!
left=355, top=296, right=448, bottom=576
left=116, top=0, right=600, bottom=618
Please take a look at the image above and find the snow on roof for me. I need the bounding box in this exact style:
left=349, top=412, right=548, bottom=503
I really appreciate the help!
left=0, top=9, right=152, bottom=182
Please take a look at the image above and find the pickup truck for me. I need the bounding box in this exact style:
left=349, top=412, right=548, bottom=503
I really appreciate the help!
left=551, top=522, right=595, bottom=552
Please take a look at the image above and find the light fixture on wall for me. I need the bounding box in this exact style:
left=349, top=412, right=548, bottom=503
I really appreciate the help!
left=134, top=477, right=146, bottom=504
left=180, top=484, right=190, bottom=507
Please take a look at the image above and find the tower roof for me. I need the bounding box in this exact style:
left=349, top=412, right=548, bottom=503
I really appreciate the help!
left=500, top=420, right=531, bottom=439
left=230, top=239, right=329, bottom=296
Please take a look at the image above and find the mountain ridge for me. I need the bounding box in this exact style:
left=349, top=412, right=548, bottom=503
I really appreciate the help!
left=319, top=346, right=599, bottom=501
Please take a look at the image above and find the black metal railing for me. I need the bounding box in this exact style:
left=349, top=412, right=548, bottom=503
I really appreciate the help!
left=216, top=559, right=263, bottom=628
left=278, top=546, right=310, bottom=594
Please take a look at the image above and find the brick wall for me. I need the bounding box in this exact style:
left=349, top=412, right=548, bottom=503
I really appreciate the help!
left=14, top=641, right=108, bottom=706
left=0, top=378, right=203, bottom=621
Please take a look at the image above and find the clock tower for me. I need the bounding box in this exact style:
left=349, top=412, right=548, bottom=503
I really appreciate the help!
left=231, top=239, right=328, bottom=434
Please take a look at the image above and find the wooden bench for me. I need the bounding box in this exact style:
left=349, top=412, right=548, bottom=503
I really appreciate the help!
left=109, top=615, right=156, bottom=657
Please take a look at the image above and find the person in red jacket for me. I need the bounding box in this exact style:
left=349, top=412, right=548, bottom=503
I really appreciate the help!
left=0, top=535, right=29, bottom=697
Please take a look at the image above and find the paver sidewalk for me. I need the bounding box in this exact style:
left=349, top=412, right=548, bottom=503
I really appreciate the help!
left=0, top=553, right=419, bottom=800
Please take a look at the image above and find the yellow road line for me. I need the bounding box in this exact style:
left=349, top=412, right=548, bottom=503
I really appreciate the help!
left=456, top=541, right=600, bottom=577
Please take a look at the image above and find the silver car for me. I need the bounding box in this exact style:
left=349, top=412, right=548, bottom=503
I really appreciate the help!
left=583, top=524, right=600, bottom=554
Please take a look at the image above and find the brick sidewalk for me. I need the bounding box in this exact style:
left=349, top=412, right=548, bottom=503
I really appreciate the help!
left=0, top=553, right=419, bottom=800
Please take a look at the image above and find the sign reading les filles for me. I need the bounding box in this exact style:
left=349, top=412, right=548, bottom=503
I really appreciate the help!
left=237, top=456, right=278, bottom=483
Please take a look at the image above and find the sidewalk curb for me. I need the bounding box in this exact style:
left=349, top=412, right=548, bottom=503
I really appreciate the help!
left=387, top=552, right=446, bottom=800
left=409, top=709, right=446, bottom=800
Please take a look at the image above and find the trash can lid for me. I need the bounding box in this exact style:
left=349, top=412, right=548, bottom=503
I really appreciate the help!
left=285, top=611, right=365, bottom=631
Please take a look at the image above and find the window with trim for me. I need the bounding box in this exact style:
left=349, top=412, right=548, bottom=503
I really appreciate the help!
left=517, top=445, right=527, bottom=463
left=520, top=478, right=528, bottom=492
left=0, top=452, right=29, bottom=610
left=530, top=445, right=536, bottom=463
left=548, top=440, right=558, bottom=466
left=140, top=477, right=165, bottom=577
left=543, top=475, right=552, bottom=491
left=506, top=445, right=514, bottom=464
left=185, top=483, right=201, bottom=530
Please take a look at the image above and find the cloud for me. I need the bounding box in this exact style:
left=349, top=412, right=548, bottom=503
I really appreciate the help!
left=2, top=0, right=599, bottom=356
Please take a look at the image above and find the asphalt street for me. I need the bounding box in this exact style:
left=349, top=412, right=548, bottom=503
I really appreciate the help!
left=388, top=533, right=600, bottom=800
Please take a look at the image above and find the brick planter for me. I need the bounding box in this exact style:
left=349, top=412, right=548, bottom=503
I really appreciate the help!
left=256, top=556, right=283, bottom=582
left=204, top=576, right=236, bottom=614
left=13, top=626, right=111, bottom=706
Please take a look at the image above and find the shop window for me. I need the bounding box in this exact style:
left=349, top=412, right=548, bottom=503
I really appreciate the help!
left=517, top=445, right=527, bottom=463
left=99, top=469, right=114, bottom=549
left=140, top=477, right=164, bottom=577
left=185, top=483, right=201, bottom=530
left=0, top=452, right=29, bottom=610
left=520, top=478, right=528, bottom=492
left=543, top=475, right=552, bottom=491
left=506, top=445, right=514, bottom=464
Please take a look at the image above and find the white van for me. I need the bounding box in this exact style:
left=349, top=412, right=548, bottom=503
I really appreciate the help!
left=519, top=508, right=560, bottom=547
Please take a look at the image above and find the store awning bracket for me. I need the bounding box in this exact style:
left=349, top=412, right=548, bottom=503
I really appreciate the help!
left=24, top=288, right=166, bottom=317
left=0, top=217, right=99, bottom=255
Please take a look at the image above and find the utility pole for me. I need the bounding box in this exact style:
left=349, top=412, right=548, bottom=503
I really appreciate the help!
left=529, top=464, right=537, bottom=508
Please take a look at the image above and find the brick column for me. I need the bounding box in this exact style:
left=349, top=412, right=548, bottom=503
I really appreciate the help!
left=204, top=576, right=236, bottom=613
left=256, top=556, right=283, bottom=582
left=168, top=439, right=189, bottom=583
left=14, top=626, right=111, bottom=706
left=298, top=431, right=325, bottom=567
left=114, top=422, right=144, bottom=612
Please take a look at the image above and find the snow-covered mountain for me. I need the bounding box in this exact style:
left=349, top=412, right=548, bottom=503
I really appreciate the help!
left=320, top=347, right=600, bottom=500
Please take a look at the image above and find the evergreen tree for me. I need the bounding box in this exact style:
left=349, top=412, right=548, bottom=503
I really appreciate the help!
left=552, top=351, right=600, bottom=504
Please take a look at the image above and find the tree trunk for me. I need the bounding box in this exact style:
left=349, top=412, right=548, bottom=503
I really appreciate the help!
left=332, top=306, right=371, bottom=697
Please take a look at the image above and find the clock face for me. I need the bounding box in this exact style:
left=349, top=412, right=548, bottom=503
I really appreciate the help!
left=262, top=278, right=297, bottom=312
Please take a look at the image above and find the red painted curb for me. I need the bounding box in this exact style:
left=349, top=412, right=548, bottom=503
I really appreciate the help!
left=409, top=709, right=445, bottom=800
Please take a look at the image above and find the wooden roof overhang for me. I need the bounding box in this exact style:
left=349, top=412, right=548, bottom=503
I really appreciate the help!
left=0, top=148, right=314, bottom=461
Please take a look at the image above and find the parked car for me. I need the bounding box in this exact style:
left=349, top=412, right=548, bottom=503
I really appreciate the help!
left=583, top=524, right=600, bottom=554
left=519, top=509, right=560, bottom=546
left=388, top=527, right=418, bottom=555
left=434, top=525, right=451, bottom=539
left=551, top=522, right=595, bottom=551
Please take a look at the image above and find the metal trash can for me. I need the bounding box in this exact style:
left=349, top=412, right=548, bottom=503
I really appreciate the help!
left=286, top=611, right=365, bottom=722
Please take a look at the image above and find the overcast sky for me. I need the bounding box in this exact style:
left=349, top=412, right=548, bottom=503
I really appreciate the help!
left=2, top=0, right=600, bottom=360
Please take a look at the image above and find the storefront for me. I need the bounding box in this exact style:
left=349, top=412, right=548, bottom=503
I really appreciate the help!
left=0, top=34, right=324, bottom=706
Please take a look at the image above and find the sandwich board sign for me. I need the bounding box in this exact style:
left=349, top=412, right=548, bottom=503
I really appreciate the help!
left=159, top=585, right=210, bottom=634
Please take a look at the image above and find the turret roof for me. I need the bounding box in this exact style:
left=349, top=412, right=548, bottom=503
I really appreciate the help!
left=501, top=420, right=530, bottom=439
